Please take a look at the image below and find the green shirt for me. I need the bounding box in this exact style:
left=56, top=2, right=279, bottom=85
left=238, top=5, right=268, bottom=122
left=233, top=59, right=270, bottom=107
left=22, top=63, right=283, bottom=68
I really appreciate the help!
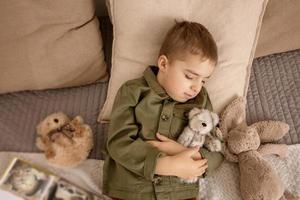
left=102, top=66, right=223, bottom=200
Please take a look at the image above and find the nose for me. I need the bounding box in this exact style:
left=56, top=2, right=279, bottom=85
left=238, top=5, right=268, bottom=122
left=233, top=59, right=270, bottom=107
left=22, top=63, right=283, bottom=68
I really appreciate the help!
left=191, top=84, right=201, bottom=93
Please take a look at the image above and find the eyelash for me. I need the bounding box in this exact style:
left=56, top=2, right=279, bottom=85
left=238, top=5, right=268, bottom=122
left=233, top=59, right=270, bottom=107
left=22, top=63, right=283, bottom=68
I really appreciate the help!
left=185, top=74, right=193, bottom=80
left=185, top=74, right=206, bottom=84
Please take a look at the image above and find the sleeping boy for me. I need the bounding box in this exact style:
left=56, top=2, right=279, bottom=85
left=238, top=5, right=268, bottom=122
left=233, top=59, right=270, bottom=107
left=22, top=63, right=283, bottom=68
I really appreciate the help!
left=102, top=20, right=223, bottom=200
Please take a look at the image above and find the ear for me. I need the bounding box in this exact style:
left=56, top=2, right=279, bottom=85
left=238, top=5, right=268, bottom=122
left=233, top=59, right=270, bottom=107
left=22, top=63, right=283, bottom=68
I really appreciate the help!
left=36, top=123, right=43, bottom=136
left=222, top=143, right=239, bottom=163
left=210, top=112, right=219, bottom=126
left=250, top=121, right=289, bottom=143
left=157, top=55, right=169, bottom=72
left=188, top=107, right=202, bottom=119
left=219, top=97, right=246, bottom=139
left=73, top=116, right=84, bottom=124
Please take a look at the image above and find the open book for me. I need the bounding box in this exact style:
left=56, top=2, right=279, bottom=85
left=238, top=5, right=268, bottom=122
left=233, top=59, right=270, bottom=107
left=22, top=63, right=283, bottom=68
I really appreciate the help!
left=0, top=157, right=102, bottom=200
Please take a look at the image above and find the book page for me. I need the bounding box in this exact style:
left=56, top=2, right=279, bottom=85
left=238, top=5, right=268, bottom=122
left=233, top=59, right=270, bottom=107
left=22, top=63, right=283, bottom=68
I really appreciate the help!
left=0, top=157, right=103, bottom=200
left=0, top=188, right=24, bottom=200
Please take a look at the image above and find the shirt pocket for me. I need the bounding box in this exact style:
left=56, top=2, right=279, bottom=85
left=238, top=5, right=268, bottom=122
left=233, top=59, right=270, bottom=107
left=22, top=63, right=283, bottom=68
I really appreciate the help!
left=170, top=108, right=189, bottom=139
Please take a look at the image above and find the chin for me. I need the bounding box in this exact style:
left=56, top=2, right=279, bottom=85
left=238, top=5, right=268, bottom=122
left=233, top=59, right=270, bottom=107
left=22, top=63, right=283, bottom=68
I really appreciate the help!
left=168, top=93, right=188, bottom=102
left=174, top=97, right=188, bottom=103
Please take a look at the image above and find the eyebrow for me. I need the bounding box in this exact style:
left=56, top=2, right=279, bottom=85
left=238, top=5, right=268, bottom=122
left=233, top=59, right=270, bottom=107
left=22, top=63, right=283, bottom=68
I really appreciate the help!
left=186, top=69, right=211, bottom=78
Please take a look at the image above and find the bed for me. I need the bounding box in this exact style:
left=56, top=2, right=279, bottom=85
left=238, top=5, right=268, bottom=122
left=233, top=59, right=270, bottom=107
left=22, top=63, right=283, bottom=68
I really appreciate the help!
left=0, top=16, right=299, bottom=160
left=0, top=1, right=299, bottom=199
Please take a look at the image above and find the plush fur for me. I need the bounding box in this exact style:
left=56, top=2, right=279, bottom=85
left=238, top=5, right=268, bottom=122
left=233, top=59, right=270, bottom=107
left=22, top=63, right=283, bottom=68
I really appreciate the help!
left=36, top=112, right=93, bottom=167
left=177, top=108, right=222, bottom=183
left=218, top=97, right=299, bottom=200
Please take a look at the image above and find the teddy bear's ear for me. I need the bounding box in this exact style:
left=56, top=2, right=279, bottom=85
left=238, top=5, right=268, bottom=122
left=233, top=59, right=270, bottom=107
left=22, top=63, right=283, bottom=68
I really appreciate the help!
left=36, top=123, right=43, bottom=136
left=210, top=112, right=219, bottom=126
left=188, top=107, right=202, bottom=119
left=250, top=121, right=289, bottom=143
left=73, top=116, right=84, bottom=124
left=219, top=97, right=246, bottom=139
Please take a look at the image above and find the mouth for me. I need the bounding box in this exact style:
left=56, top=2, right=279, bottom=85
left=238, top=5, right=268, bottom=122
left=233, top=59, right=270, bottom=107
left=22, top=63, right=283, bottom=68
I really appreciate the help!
left=184, top=93, right=196, bottom=98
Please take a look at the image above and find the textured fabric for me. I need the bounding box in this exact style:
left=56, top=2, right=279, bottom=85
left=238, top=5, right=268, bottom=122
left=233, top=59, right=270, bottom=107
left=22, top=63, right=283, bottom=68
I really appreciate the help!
left=109, top=198, right=197, bottom=200
left=0, top=17, right=112, bottom=160
left=246, top=49, right=300, bottom=144
left=0, top=152, right=111, bottom=200
left=0, top=82, right=108, bottom=159
left=0, top=17, right=299, bottom=163
left=1, top=143, right=299, bottom=200
left=254, top=0, right=300, bottom=58
left=98, top=0, right=268, bottom=121
left=198, top=144, right=300, bottom=199
left=0, top=0, right=108, bottom=94
left=103, top=66, right=222, bottom=200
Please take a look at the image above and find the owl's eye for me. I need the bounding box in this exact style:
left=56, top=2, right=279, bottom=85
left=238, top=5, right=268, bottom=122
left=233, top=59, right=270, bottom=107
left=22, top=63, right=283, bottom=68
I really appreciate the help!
left=68, top=188, right=74, bottom=193
left=202, top=123, right=207, bottom=127
left=54, top=118, right=59, bottom=123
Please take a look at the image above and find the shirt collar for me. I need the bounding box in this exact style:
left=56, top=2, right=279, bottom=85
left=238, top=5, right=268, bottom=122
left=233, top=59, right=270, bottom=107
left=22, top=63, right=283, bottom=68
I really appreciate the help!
left=143, top=66, right=170, bottom=99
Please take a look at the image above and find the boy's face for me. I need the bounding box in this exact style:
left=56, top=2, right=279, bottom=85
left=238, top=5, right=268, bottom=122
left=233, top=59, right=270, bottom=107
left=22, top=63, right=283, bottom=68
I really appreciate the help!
left=157, top=53, right=215, bottom=102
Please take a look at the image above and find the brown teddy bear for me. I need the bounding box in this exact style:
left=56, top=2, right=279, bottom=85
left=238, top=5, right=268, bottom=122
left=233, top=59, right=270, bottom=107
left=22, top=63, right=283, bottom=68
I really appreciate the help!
left=216, top=97, right=299, bottom=200
left=35, top=112, right=93, bottom=167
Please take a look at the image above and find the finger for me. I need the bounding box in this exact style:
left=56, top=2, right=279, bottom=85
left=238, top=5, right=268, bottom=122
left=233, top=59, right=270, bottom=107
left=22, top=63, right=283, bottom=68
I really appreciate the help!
left=192, top=152, right=202, bottom=160
left=194, top=165, right=207, bottom=174
left=196, top=168, right=206, bottom=177
left=156, top=133, right=169, bottom=141
left=186, top=146, right=200, bottom=156
left=146, top=140, right=159, bottom=147
left=192, top=156, right=202, bottom=161
left=187, top=175, right=198, bottom=179
left=195, top=159, right=207, bottom=167
left=198, top=164, right=208, bottom=171
left=190, top=168, right=205, bottom=178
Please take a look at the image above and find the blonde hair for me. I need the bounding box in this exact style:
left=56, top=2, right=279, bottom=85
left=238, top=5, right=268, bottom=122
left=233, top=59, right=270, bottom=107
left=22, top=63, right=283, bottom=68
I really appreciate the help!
left=159, top=20, right=218, bottom=64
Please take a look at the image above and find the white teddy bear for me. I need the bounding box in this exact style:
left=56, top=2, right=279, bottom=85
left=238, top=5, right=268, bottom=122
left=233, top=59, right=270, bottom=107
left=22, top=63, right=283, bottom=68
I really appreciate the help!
left=177, top=107, right=222, bottom=183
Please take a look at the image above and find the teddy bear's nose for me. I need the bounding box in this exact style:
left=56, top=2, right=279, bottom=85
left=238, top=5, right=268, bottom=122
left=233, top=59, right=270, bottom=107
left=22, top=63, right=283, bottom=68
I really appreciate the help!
left=202, top=123, right=207, bottom=127
left=54, top=118, right=59, bottom=123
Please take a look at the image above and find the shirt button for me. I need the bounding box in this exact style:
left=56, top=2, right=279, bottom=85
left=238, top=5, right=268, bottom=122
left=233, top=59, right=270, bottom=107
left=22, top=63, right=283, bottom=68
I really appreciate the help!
left=161, top=114, right=169, bottom=121
left=154, top=176, right=162, bottom=185
left=184, top=111, right=189, bottom=118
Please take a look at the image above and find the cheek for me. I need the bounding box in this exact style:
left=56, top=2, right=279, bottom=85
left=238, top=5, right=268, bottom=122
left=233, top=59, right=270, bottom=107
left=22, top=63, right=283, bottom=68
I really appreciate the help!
left=171, top=78, right=188, bottom=92
left=173, top=74, right=189, bottom=88
left=198, top=84, right=204, bottom=91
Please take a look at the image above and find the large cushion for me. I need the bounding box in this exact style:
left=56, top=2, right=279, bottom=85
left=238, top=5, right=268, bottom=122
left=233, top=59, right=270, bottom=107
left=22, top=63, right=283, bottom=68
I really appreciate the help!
left=0, top=0, right=108, bottom=94
left=98, top=0, right=268, bottom=122
left=254, top=0, right=300, bottom=58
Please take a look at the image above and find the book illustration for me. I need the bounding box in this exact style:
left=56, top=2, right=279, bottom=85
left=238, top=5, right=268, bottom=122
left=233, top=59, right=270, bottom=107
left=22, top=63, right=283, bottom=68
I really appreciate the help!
left=49, top=179, right=94, bottom=200
left=0, top=157, right=103, bottom=200
left=0, top=158, right=53, bottom=200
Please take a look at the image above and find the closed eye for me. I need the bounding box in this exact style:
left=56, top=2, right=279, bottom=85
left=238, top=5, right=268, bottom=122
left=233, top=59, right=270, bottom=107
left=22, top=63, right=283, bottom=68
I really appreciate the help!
left=185, top=74, right=193, bottom=80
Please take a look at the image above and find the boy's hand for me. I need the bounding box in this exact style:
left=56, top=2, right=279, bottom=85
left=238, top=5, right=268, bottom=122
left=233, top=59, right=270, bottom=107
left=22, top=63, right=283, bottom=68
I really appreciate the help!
left=191, top=151, right=202, bottom=160
left=155, top=146, right=208, bottom=179
left=146, top=133, right=202, bottom=159
left=147, top=133, right=186, bottom=155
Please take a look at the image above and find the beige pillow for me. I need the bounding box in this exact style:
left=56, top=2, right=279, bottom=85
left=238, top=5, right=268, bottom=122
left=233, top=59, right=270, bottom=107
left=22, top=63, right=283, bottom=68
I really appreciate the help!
left=254, top=0, right=300, bottom=58
left=98, top=0, right=268, bottom=122
left=0, top=0, right=108, bottom=94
